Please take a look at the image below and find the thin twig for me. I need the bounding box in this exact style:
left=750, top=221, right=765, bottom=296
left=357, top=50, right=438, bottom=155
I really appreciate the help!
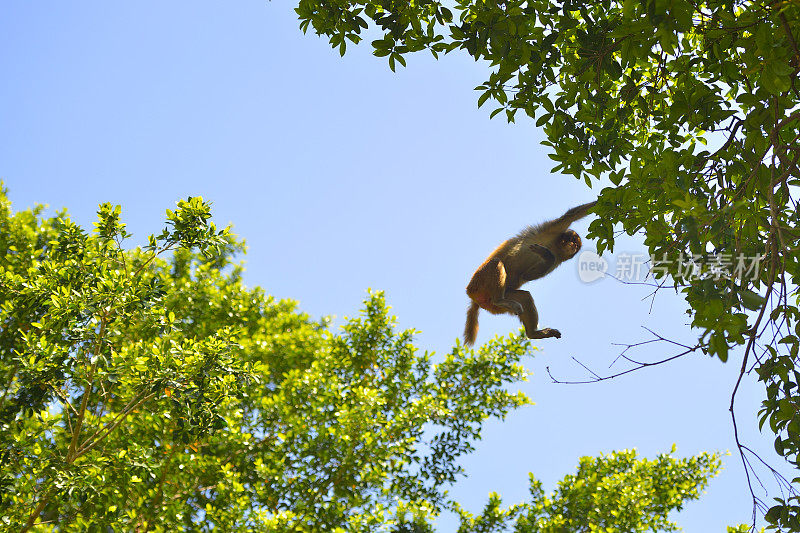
left=730, top=229, right=778, bottom=530
left=548, top=332, right=700, bottom=385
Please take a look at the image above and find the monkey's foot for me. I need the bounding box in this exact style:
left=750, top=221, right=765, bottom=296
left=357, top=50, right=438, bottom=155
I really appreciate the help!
left=527, top=328, right=561, bottom=339
left=542, top=328, right=561, bottom=339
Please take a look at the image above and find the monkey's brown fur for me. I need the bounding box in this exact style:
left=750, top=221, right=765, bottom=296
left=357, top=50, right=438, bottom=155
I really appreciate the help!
left=464, top=201, right=596, bottom=346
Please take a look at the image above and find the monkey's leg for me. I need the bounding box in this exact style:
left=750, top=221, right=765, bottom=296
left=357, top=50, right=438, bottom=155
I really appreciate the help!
left=466, top=259, right=524, bottom=315
left=505, top=289, right=561, bottom=339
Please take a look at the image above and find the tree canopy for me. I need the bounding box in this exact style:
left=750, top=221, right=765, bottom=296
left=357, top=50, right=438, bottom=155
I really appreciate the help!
left=0, top=189, right=723, bottom=530
left=296, top=0, right=800, bottom=528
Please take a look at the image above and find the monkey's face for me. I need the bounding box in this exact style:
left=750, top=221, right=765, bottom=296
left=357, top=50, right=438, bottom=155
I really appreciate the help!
left=558, top=230, right=582, bottom=259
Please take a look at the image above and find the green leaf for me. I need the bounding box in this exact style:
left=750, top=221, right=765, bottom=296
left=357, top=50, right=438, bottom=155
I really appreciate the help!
left=622, top=0, right=636, bottom=17
left=710, top=332, right=729, bottom=362
left=536, top=113, right=552, bottom=127
left=740, top=289, right=766, bottom=311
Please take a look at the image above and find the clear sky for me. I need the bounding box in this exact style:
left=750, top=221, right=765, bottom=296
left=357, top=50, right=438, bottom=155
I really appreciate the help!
left=0, top=2, right=785, bottom=530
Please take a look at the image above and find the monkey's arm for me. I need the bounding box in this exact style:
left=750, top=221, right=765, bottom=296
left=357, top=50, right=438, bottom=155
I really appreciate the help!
left=520, top=244, right=556, bottom=282
left=540, top=201, right=597, bottom=234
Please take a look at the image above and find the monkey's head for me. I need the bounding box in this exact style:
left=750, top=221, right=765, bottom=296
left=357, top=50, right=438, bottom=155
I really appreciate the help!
left=557, top=229, right=582, bottom=260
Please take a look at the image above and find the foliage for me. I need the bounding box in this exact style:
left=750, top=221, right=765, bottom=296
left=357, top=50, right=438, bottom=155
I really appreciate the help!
left=454, top=448, right=721, bottom=532
left=295, top=0, right=800, bottom=526
left=0, top=190, right=721, bottom=530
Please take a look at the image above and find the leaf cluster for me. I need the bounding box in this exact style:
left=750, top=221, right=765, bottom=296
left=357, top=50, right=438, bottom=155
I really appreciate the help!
left=453, top=448, right=722, bottom=532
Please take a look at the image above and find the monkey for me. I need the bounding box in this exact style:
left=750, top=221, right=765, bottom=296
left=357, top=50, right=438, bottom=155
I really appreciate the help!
left=463, top=201, right=597, bottom=346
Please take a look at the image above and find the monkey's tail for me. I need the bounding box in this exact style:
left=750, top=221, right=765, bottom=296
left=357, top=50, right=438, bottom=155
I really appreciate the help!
left=464, top=302, right=480, bottom=346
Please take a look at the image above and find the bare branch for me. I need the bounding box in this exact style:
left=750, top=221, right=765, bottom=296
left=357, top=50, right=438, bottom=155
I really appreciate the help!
left=548, top=329, right=701, bottom=384
left=730, top=227, right=779, bottom=530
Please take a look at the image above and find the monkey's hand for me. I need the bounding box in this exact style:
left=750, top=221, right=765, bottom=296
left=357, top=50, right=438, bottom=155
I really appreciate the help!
left=521, top=244, right=556, bottom=282
left=502, top=300, right=525, bottom=316
left=529, top=243, right=556, bottom=264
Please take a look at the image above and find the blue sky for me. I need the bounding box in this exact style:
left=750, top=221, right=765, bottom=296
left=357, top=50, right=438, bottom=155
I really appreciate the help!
left=0, top=2, right=784, bottom=530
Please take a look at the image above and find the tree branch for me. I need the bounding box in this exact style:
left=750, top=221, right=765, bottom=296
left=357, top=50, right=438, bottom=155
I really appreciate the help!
left=548, top=329, right=701, bottom=384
